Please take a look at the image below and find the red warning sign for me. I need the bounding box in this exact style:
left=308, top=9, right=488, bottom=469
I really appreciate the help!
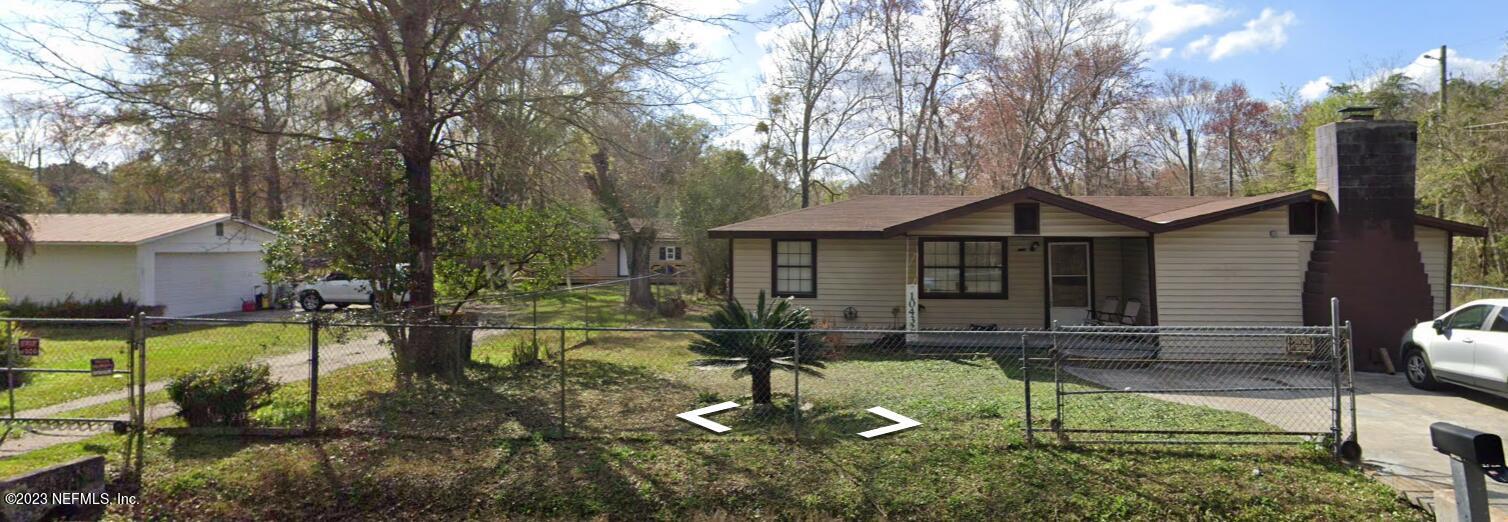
left=17, top=338, right=40, bottom=356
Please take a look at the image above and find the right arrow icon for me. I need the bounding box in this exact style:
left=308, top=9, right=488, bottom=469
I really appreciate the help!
left=856, top=407, right=920, bottom=438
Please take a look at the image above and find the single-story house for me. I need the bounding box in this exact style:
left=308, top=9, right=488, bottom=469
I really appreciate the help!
left=0, top=214, right=278, bottom=316
left=710, top=115, right=1487, bottom=372
left=570, top=223, right=691, bottom=284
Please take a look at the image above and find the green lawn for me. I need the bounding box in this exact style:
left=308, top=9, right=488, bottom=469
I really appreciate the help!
left=122, top=315, right=1418, bottom=520
left=0, top=321, right=307, bottom=414
left=0, top=291, right=1422, bottom=519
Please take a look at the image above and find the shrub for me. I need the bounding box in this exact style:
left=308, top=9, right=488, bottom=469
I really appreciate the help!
left=0, top=346, right=29, bottom=391
left=0, top=293, right=144, bottom=319
left=167, top=363, right=278, bottom=427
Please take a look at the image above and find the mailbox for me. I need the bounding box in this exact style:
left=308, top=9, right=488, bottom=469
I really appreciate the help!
left=1431, top=422, right=1505, bottom=469
left=1429, top=422, right=1508, bottom=521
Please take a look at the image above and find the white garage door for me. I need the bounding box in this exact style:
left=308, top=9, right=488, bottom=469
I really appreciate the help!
left=154, top=252, right=265, bottom=316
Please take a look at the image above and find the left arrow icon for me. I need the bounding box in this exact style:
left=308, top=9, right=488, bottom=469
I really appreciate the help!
left=676, top=401, right=739, bottom=433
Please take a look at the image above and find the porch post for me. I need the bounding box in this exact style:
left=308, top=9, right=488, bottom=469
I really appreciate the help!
left=905, top=236, right=918, bottom=342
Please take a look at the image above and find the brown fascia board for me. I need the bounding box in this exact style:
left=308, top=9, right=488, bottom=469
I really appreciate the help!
left=1151, top=190, right=1324, bottom=233
left=1415, top=214, right=1488, bottom=237
left=705, top=229, right=889, bottom=239
left=882, top=186, right=1161, bottom=236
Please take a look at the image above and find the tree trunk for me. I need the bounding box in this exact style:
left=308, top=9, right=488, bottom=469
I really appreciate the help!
left=389, top=146, right=465, bottom=382
left=624, top=235, right=656, bottom=309
left=750, top=366, right=772, bottom=405
left=263, top=128, right=283, bottom=220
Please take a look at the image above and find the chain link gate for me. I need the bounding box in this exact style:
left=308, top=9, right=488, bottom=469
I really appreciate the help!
left=0, top=315, right=148, bottom=483
left=1025, top=300, right=1356, bottom=451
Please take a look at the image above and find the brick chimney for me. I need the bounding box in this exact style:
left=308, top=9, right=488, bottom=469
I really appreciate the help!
left=1303, top=107, right=1434, bottom=372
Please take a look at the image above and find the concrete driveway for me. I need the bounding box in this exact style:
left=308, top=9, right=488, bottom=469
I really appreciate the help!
left=1353, top=372, right=1508, bottom=513
left=1064, top=363, right=1508, bottom=514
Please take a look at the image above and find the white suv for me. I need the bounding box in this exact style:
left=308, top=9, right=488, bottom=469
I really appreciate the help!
left=295, top=272, right=376, bottom=311
left=1402, top=298, right=1508, bottom=398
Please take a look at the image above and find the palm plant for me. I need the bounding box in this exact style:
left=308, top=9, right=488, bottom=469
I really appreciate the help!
left=0, top=167, right=36, bottom=265
left=689, top=291, right=826, bottom=406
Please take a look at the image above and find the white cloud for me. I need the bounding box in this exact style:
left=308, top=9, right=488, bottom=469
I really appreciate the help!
left=1298, top=76, right=1334, bottom=100
left=1155, top=47, right=1174, bottom=60
left=1302, top=48, right=1502, bottom=102
left=1393, top=47, right=1498, bottom=91
left=1203, top=8, right=1295, bottom=61
left=1182, top=35, right=1212, bottom=58
left=1113, top=0, right=1231, bottom=45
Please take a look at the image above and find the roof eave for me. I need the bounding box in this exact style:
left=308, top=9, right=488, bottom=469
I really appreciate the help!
left=1415, top=214, right=1488, bottom=237
left=883, top=186, right=1160, bottom=235
left=706, top=229, right=889, bottom=240
left=1152, top=190, right=1325, bottom=233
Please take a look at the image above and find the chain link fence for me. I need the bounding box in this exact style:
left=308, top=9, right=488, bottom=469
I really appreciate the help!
left=0, top=301, right=1357, bottom=457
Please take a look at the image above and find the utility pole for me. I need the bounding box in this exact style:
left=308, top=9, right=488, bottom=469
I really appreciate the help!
left=1185, top=128, right=1196, bottom=196
left=1227, top=122, right=1235, bottom=197
left=33, top=147, right=41, bottom=183
left=1425, top=44, right=1448, bottom=117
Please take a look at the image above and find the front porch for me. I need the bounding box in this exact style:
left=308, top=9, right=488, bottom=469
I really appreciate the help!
left=906, top=235, right=1154, bottom=331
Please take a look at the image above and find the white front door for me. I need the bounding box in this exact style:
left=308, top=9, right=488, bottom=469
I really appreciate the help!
left=1048, top=242, right=1092, bottom=325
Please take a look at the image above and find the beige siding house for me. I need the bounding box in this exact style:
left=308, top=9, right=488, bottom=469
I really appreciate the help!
left=711, top=187, right=1484, bottom=335
left=569, top=229, right=691, bottom=284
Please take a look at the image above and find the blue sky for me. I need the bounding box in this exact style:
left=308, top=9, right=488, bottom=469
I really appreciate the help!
left=682, top=0, right=1508, bottom=146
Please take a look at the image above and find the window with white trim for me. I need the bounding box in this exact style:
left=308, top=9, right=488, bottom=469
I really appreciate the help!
left=658, top=246, right=682, bottom=261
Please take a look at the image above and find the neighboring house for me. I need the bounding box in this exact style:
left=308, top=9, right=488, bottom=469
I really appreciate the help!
left=570, top=224, right=690, bottom=284
left=0, top=214, right=277, bottom=316
left=710, top=115, right=1488, bottom=372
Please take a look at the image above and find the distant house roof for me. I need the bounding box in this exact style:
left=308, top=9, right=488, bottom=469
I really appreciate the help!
left=25, top=213, right=274, bottom=245
left=708, top=187, right=1488, bottom=238
left=596, top=218, right=680, bottom=241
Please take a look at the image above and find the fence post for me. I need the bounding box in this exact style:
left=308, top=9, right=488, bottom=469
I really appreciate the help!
left=1329, top=297, right=1342, bottom=457
left=309, top=316, right=320, bottom=434
left=793, top=332, right=801, bottom=442
left=135, top=312, right=147, bottom=423
left=1051, top=320, right=1063, bottom=442
left=1022, top=331, right=1032, bottom=447
left=558, top=328, right=566, bottom=438
left=532, top=295, right=540, bottom=351
left=5, top=321, right=15, bottom=422
left=583, top=290, right=591, bottom=343
left=1345, top=320, right=1357, bottom=446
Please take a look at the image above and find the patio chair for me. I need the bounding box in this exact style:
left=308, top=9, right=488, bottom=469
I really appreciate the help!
left=1088, top=296, right=1121, bottom=325
left=1113, top=299, right=1143, bottom=325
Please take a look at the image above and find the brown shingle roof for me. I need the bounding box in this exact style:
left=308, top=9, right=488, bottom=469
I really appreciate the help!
left=708, top=195, right=993, bottom=237
left=26, top=213, right=233, bottom=244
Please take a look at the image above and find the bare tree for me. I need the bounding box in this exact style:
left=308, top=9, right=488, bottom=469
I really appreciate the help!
left=764, top=0, right=877, bottom=207
left=865, top=0, right=984, bottom=195
left=970, top=0, right=1142, bottom=193
left=1134, top=72, right=1217, bottom=192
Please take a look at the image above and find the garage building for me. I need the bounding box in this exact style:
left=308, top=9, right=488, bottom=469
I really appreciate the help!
left=0, top=214, right=277, bottom=317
